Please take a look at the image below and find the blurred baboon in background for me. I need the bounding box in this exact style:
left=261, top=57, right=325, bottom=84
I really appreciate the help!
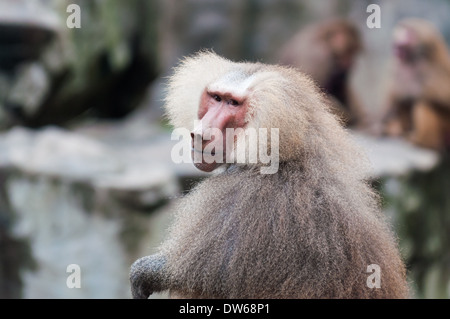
left=130, top=51, right=409, bottom=299
left=381, top=18, right=450, bottom=151
left=279, top=19, right=366, bottom=127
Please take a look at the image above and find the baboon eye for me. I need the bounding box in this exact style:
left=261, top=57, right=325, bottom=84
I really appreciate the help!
left=229, top=99, right=239, bottom=106
left=213, top=94, right=222, bottom=102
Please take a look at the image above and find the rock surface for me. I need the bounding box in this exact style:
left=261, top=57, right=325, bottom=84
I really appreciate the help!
left=0, top=121, right=187, bottom=298
left=351, top=132, right=440, bottom=178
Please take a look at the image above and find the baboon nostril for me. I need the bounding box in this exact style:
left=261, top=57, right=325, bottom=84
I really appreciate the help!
left=191, top=132, right=203, bottom=141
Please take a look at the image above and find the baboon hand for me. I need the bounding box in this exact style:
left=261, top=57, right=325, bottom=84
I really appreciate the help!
left=130, top=254, right=168, bottom=299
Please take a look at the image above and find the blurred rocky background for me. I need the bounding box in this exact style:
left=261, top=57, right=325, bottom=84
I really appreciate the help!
left=0, top=0, right=449, bottom=298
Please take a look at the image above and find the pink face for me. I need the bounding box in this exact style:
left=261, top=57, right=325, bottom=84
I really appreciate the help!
left=329, top=28, right=359, bottom=70
left=190, top=89, right=250, bottom=172
left=393, top=26, right=419, bottom=61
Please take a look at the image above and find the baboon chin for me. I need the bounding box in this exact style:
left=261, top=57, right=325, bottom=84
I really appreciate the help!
left=130, top=51, right=409, bottom=299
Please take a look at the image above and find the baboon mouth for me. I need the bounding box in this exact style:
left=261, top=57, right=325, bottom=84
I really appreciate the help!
left=191, top=148, right=216, bottom=156
left=191, top=148, right=225, bottom=157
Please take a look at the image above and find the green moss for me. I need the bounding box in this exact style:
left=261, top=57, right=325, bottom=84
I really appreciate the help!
left=380, top=157, right=450, bottom=298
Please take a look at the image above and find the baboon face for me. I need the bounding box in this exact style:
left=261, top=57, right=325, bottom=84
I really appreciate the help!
left=392, top=26, right=423, bottom=62
left=190, top=71, right=253, bottom=172
left=326, top=25, right=360, bottom=70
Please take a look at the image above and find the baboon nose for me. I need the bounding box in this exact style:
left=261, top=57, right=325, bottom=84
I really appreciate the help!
left=191, top=132, right=204, bottom=149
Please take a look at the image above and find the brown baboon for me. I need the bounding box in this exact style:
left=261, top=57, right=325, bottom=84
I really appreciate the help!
left=130, top=51, right=409, bottom=299
left=382, top=18, right=450, bottom=150
left=279, top=19, right=366, bottom=127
